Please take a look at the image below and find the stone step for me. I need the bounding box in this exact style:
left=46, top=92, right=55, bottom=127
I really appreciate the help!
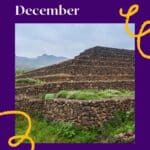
left=15, top=96, right=134, bottom=127
left=16, top=80, right=134, bottom=96
left=70, top=59, right=134, bottom=67
left=31, top=74, right=134, bottom=82
left=16, top=74, right=134, bottom=87
left=76, top=55, right=134, bottom=61
left=17, top=65, right=134, bottom=78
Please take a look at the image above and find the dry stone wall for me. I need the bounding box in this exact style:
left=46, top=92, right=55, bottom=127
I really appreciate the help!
left=33, top=75, right=134, bottom=83
left=16, top=96, right=134, bottom=127
left=18, top=65, right=134, bottom=78
left=15, top=47, right=135, bottom=128
left=67, top=59, right=134, bottom=67
left=16, top=80, right=134, bottom=96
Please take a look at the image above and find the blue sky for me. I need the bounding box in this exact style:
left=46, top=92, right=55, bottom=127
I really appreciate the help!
left=16, top=23, right=134, bottom=58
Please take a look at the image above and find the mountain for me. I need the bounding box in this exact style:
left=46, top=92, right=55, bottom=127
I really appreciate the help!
left=16, top=54, right=68, bottom=70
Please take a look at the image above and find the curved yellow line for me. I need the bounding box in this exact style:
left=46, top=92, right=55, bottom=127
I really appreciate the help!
left=119, top=4, right=139, bottom=38
left=119, top=4, right=150, bottom=60
left=137, top=20, right=150, bottom=59
left=0, top=110, right=35, bottom=150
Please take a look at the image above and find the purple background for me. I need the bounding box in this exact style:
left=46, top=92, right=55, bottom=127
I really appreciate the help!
left=0, top=0, right=150, bottom=149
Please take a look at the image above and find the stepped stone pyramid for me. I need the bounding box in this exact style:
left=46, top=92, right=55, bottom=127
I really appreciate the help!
left=16, top=46, right=134, bottom=97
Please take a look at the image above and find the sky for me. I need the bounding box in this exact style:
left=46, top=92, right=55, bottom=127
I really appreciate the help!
left=15, top=23, right=134, bottom=58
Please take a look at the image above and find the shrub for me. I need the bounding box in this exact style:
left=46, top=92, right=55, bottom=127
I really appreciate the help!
left=16, top=70, right=26, bottom=75
left=46, top=89, right=134, bottom=100
left=73, top=91, right=99, bottom=100
left=66, top=91, right=78, bottom=99
left=98, top=109, right=135, bottom=139
left=16, top=109, right=134, bottom=143
left=16, top=116, right=97, bottom=143
left=56, top=90, right=68, bottom=98
left=16, top=78, right=42, bottom=85
left=98, top=89, right=131, bottom=98
left=45, top=93, right=55, bottom=100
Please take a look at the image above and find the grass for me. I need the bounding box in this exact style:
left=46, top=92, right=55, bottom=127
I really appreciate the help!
left=44, top=93, right=55, bottom=100
left=16, top=78, right=43, bottom=85
left=44, top=89, right=134, bottom=100
left=16, top=115, right=97, bottom=143
left=16, top=69, right=32, bottom=75
left=97, top=109, right=134, bottom=142
left=16, top=70, right=26, bottom=75
left=16, top=109, right=134, bottom=143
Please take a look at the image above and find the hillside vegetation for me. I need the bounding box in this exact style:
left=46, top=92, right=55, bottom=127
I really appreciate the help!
left=16, top=109, right=134, bottom=143
left=44, top=89, right=134, bottom=100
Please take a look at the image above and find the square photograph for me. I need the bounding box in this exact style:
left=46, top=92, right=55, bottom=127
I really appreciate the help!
left=15, top=23, right=135, bottom=143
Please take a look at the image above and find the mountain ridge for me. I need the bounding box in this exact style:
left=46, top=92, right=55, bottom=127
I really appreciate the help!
left=16, top=54, right=68, bottom=70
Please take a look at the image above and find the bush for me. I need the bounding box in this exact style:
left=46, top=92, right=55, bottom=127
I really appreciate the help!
left=45, top=93, right=55, bottom=100
left=98, top=110, right=135, bottom=139
left=66, top=91, right=78, bottom=99
left=16, top=78, right=42, bottom=85
left=54, top=89, right=133, bottom=100
left=56, top=90, right=68, bottom=98
left=69, top=90, right=99, bottom=100
left=16, top=70, right=26, bottom=75
left=16, top=116, right=97, bottom=143
left=97, top=89, right=132, bottom=98
left=16, top=109, right=134, bottom=143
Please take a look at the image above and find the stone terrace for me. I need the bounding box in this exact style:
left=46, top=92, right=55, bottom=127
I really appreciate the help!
left=16, top=96, right=134, bottom=127
left=15, top=46, right=135, bottom=142
left=16, top=46, right=135, bottom=95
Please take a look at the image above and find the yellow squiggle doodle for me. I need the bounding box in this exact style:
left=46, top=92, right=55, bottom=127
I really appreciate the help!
left=0, top=110, right=35, bottom=150
left=119, top=4, right=150, bottom=60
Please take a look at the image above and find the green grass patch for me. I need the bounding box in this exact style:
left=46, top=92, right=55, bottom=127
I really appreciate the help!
left=44, top=89, right=134, bottom=100
left=44, top=93, right=55, bottom=100
left=16, top=109, right=134, bottom=143
left=97, top=109, right=134, bottom=142
left=16, top=70, right=26, bottom=75
left=16, top=78, right=42, bottom=85
left=16, top=115, right=97, bottom=143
